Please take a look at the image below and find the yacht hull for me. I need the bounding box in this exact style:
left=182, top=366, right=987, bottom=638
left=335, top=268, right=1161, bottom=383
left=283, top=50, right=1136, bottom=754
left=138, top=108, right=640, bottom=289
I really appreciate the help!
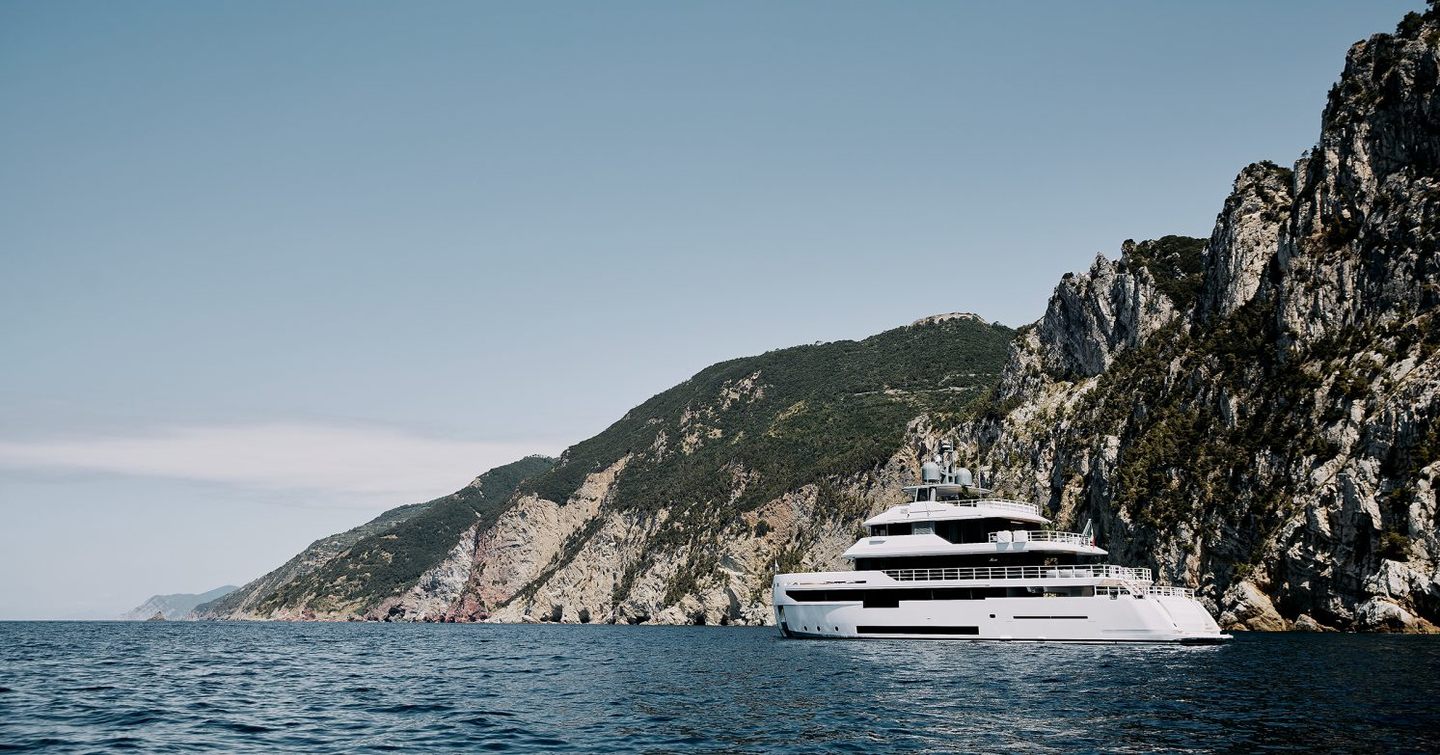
left=773, top=581, right=1230, bottom=644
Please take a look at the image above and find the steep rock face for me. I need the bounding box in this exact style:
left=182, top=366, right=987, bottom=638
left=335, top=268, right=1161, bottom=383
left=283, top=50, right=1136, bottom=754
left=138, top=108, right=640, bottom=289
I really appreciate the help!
left=1197, top=162, right=1295, bottom=323
left=1278, top=16, right=1440, bottom=346
left=452, top=459, right=627, bottom=621
left=365, top=524, right=482, bottom=621
left=951, top=9, right=1440, bottom=633
left=1039, top=253, right=1179, bottom=379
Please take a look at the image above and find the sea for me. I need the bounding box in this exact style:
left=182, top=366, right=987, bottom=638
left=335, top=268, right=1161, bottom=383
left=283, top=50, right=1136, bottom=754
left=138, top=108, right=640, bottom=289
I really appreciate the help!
left=1, top=622, right=1437, bottom=753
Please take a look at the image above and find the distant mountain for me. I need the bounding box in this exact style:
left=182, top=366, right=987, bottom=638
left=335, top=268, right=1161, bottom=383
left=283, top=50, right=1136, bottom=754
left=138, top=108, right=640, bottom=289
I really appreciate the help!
left=121, top=585, right=238, bottom=621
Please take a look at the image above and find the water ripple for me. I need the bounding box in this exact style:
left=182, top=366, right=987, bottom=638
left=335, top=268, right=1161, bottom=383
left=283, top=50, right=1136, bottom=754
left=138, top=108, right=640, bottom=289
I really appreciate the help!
left=0, top=622, right=1437, bottom=752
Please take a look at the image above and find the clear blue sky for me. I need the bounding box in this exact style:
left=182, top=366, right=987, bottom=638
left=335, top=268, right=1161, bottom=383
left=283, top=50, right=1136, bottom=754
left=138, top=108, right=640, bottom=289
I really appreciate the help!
left=0, top=0, right=1421, bottom=618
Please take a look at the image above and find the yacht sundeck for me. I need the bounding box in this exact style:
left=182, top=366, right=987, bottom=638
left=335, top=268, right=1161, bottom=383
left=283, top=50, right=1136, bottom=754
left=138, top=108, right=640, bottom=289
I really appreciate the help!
left=771, top=443, right=1230, bottom=643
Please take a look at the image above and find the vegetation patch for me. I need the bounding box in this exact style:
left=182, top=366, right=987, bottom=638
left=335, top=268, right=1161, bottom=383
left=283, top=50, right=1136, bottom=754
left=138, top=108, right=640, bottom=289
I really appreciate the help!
left=254, top=455, right=554, bottom=614
left=522, top=317, right=1014, bottom=518
left=1117, top=235, right=1207, bottom=313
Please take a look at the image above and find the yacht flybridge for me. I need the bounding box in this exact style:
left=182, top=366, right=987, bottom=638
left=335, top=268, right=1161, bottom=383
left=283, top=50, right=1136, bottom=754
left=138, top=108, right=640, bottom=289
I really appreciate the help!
left=771, top=443, right=1230, bottom=643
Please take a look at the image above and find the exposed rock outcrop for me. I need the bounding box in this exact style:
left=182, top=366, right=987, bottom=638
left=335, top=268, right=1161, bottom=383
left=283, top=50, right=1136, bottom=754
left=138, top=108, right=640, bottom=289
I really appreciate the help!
left=1040, top=252, right=1180, bottom=379
left=945, top=7, right=1440, bottom=633
left=1196, top=162, right=1294, bottom=323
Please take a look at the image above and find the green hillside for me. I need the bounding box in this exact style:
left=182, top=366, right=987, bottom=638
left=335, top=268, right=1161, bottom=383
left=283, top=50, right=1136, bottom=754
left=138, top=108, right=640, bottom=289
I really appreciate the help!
left=526, top=316, right=1015, bottom=516
left=194, top=499, right=438, bottom=617
left=253, top=455, right=554, bottom=614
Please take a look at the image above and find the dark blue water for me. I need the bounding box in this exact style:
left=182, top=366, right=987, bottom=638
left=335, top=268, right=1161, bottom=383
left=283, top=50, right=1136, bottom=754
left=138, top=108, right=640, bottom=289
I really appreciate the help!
left=1, top=622, right=1437, bottom=753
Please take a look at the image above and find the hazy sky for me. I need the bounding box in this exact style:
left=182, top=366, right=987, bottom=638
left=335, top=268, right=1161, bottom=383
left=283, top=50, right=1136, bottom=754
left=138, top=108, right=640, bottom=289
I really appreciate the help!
left=1, top=1, right=1421, bottom=619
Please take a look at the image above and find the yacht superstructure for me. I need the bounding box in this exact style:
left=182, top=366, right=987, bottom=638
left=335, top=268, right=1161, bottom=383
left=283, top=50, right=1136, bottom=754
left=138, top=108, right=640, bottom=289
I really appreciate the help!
left=771, top=443, right=1230, bottom=643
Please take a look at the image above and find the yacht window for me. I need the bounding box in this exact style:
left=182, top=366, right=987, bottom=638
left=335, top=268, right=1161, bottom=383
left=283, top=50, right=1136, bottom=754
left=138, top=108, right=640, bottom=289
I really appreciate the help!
left=858, top=625, right=979, bottom=635
left=913, top=522, right=935, bottom=536
left=931, top=520, right=987, bottom=544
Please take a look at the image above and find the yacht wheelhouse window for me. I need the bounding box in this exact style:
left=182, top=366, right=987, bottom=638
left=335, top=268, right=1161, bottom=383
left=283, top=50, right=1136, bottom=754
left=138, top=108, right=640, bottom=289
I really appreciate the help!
left=934, top=520, right=989, bottom=544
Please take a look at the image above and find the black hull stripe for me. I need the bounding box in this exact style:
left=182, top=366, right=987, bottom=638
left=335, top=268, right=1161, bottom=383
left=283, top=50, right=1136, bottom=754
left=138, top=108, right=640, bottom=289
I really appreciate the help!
left=780, top=629, right=1228, bottom=645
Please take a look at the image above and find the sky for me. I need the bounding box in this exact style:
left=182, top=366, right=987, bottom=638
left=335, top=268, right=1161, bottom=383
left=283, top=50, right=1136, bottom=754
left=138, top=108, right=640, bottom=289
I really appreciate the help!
left=0, top=0, right=1422, bottom=619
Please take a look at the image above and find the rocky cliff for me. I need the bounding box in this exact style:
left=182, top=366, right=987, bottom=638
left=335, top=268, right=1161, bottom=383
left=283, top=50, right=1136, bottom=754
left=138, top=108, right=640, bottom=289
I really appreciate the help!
left=949, top=6, right=1440, bottom=632
left=207, top=5, right=1439, bottom=631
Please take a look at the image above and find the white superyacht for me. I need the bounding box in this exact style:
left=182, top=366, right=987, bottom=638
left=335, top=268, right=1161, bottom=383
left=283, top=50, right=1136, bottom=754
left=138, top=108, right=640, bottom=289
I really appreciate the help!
left=772, top=443, right=1230, bottom=643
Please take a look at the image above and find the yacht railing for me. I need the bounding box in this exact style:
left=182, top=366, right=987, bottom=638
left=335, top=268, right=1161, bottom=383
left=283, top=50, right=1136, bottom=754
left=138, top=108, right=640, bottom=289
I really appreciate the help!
left=1097, top=583, right=1197, bottom=598
left=987, top=530, right=1091, bottom=546
left=881, top=564, right=1153, bottom=583
left=946, top=499, right=1041, bottom=517
left=1142, top=585, right=1196, bottom=598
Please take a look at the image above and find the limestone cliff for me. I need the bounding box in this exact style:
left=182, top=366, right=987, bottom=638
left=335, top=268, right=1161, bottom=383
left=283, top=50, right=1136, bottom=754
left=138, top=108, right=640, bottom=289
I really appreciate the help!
left=950, top=7, right=1440, bottom=632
